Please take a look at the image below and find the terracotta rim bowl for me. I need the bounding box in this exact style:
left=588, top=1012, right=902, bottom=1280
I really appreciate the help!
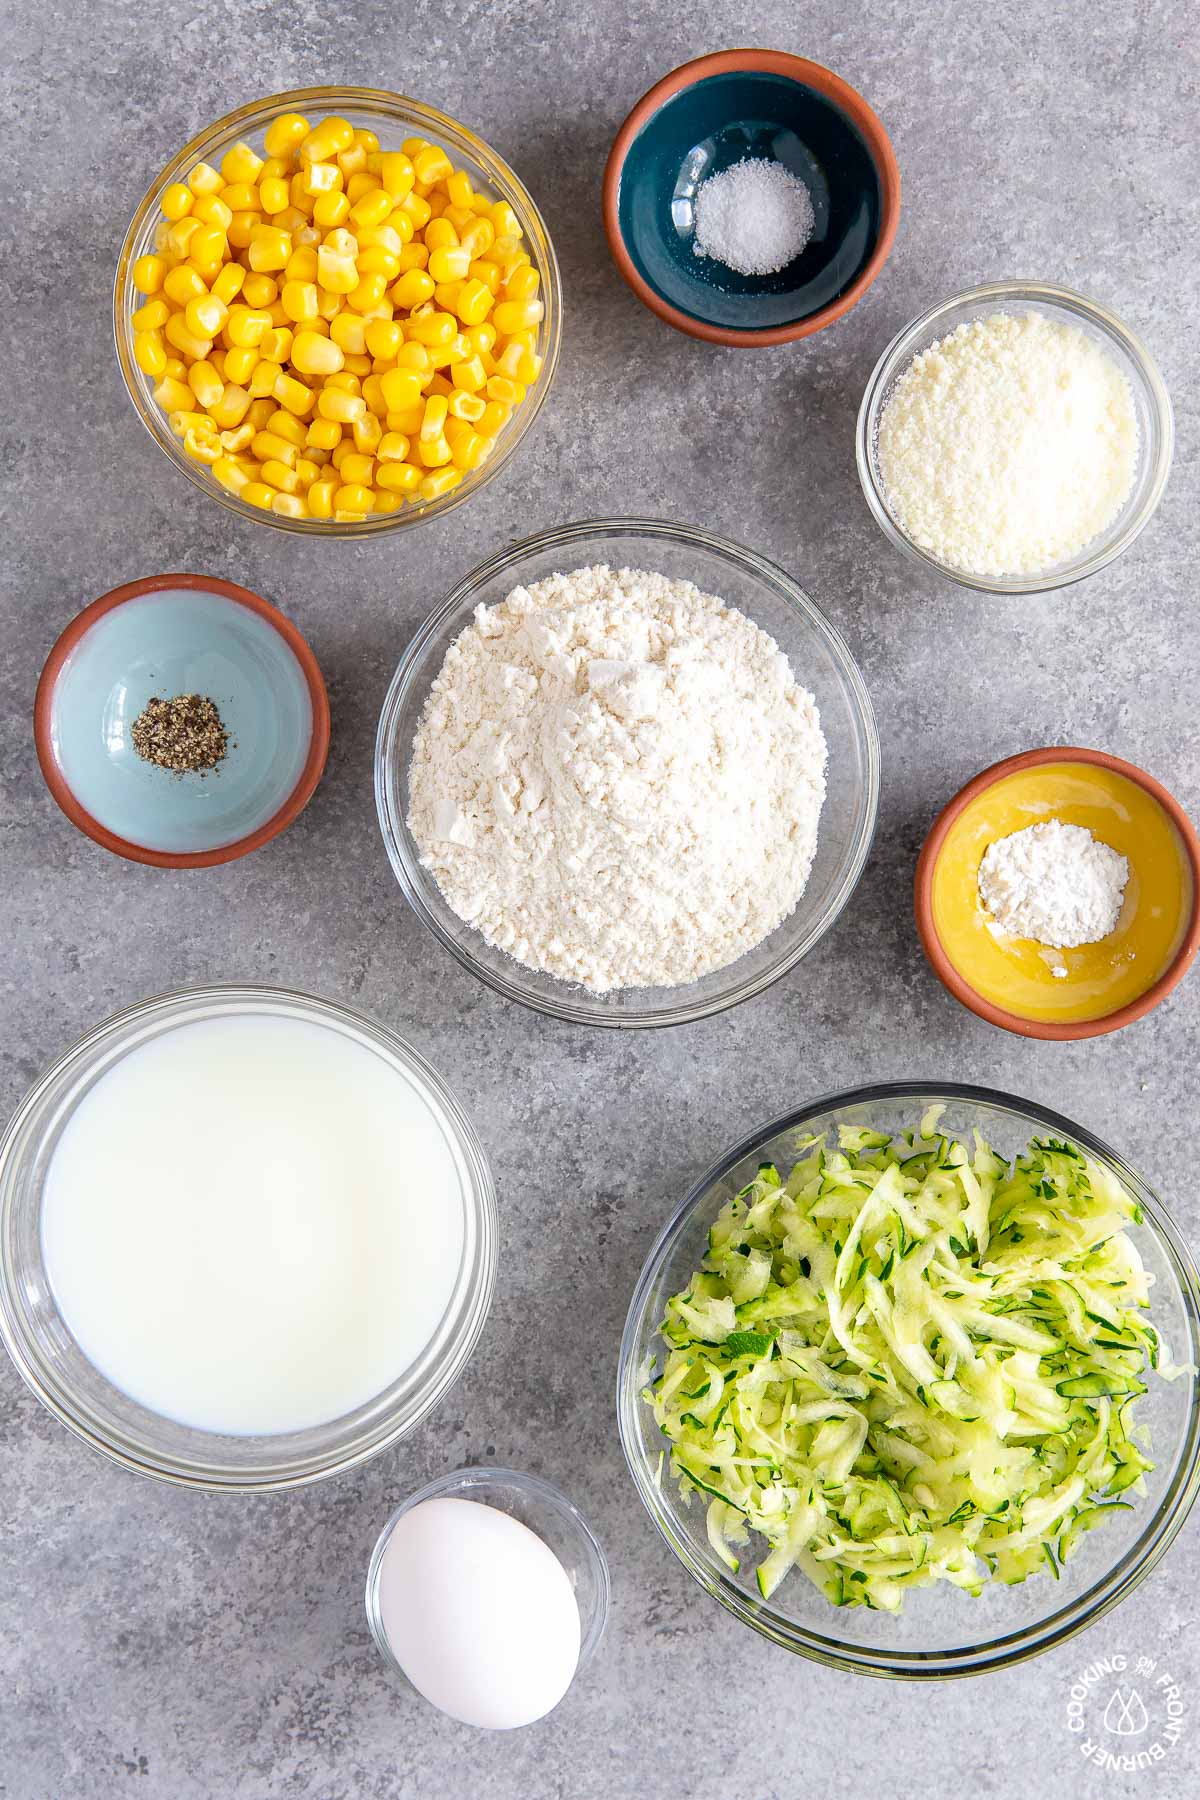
left=34, top=574, right=330, bottom=869
left=915, top=748, right=1200, bottom=1040
left=602, top=49, right=901, bottom=346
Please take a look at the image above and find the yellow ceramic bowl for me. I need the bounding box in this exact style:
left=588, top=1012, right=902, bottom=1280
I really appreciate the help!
left=916, top=748, right=1200, bottom=1039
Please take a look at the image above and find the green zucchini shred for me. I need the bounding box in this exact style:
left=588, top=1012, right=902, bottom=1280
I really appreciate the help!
left=651, top=1122, right=1186, bottom=1614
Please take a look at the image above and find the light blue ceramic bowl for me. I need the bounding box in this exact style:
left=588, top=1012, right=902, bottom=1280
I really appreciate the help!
left=35, top=576, right=329, bottom=867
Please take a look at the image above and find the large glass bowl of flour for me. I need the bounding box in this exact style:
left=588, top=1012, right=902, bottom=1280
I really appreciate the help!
left=375, top=519, right=879, bottom=1027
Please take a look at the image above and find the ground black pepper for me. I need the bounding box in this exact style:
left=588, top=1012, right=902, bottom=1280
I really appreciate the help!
left=131, top=694, right=229, bottom=776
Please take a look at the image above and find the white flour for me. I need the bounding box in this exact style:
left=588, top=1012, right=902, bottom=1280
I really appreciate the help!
left=977, top=820, right=1129, bottom=949
left=408, top=565, right=828, bottom=993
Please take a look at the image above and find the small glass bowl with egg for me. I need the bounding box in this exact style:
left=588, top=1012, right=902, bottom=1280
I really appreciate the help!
left=856, top=281, right=1174, bottom=594
left=365, top=1466, right=610, bottom=1728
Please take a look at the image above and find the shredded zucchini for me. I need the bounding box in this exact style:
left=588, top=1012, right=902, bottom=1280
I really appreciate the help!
left=648, top=1119, right=1183, bottom=1612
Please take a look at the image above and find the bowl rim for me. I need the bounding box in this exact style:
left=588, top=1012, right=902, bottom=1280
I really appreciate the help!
left=364, top=1463, right=612, bottom=1683
left=855, top=280, right=1175, bottom=594
left=914, top=747, right=1200, bottom=1040
left=113, top=84, right=562, bottom=537
left=616, top=1079, right=1200, bottom=1678
left=374, top=514, right=881, bottom=1028
left=33, top=572, right=331, bottom=869
left=0, top=983, right=499, bottom=1492
left=601, top=48, right=901, bottom=347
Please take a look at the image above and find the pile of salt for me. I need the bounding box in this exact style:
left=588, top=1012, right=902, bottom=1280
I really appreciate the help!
left=692, top=157, right=814, bottom=277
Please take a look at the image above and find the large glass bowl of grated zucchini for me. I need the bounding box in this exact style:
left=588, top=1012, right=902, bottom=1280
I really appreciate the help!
left=617, top=1084, right=1200, bottom=1677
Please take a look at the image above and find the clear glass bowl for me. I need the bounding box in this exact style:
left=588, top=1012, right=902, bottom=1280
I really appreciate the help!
left=114, top=86, right=561, bottom=537
left=365, top=1465, right=610, bottom=1694
left=0, top=986, right=497, bottom=1492
left=617, top=1082, right=1200, bottom=1678
left=375, top=518, right=880, bottom=1028
left=856, top=282, right=1174, bottom=594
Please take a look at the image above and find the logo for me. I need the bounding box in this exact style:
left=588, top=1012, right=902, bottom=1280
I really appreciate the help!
left=1063, top=1648, right=1187, bottom=1774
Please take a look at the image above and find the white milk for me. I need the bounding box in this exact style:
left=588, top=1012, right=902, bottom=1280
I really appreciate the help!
left=41, top=1013, right=466, bottom=1435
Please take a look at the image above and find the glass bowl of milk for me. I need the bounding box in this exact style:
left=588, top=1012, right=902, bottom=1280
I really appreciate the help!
left=0, top=986, right=497, bottom=1490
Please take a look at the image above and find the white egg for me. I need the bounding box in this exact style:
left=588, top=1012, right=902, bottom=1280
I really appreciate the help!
left=377, top=1496, right=581, bottom=1730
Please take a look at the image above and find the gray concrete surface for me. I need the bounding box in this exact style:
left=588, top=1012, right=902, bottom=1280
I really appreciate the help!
left=2, top=2, right=1198, bottom=1796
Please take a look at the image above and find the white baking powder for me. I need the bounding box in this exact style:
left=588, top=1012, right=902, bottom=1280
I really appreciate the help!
left=692, top=158, right=814, bottom=277
left=877, top=311, right=1139, bottom=578
left=977, top=820, right=1129, bottom=948
left=408, top=565, right=828, bottom=993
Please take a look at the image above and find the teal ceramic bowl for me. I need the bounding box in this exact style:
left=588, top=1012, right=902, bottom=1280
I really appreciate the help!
left=603, top=50, right=900, bottom=346
left=34, top=575, right=330, bottom=868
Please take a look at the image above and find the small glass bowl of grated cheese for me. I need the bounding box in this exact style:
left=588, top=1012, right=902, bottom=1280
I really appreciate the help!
left=856, top=282, right=1173, bottom=594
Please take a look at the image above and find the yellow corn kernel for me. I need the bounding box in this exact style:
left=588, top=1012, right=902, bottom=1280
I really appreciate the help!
left=250, top=427, right=299, bottom=463
left=453, top=278, right=494, bottom=326
left=450, top=429, right=489, bottom=470
left=245, top=396, right=276, bottom=428
left=152, top=374, right=194, bottom=412
left=344, top=272, right=387, bottom=314
left=165, top=216, right=201, bottom=260
left=309, top=188, right=348, bottom=230
left=486, top=374, right=526, bottom=406
left=442, top=168, right=471, bottom=209
left=376, top=430, right=410, bottom=462
left=278, top=279, right=318, bottom=325
left=418, top=394, right=449, bottom=441
left=406, top=310, right=457, bottom=347
left=299, top=161, right=341, bottom=200
left=133, top=329, right=167, bottom=377
left=492, top=299, right=543, bottom=336
left=188, top=222, right=228, bottom=271
left=379, top=367, right=423, bottom=412
left=388, top=269, right=433, bottom=312
left=375, top=460, right=421, bottom=494
left=330, top=439, right=355, bottom=471
left=489, top=234, right=526, bottom=273
left=248, top=226, right=292, bottom=272
left=258, top=325, right=292, bottom=364
left=162, top=355, right=188, bottom=378
left=305, top=477, right=335, bottom=517
left=327, top=311, right=366, bottom=355
left=283, top=247, right=318, bottom=286
left=167, top=408, right=211, bottom=436
left=132, top=298, right=169, bottom=331
left=337, top=140, right=368, bottom=180
left=259, top=174, right=290, bottom=215
left=265, top=410, right=306, bottom=447
left=160, top=182, right=194, bottom=221
left=192, top=191, right=233, bottom=232
left=217, top=140, right=261, bottom=184
left=351, top=411, right=384, bottom=454
left=300, top=115, right=354, bottom=164
left=259, top=457, right=299, bottom=494
left=182, top=425, right=222, bottom=464
left=132, top=253, right=166, bottom=295
left=340, top=352, right=372, bottom=379
left=460, top=217, right=495, bottom=259
left=431, top=282, right=463, bottom=317
left=325, top=370, right=362, bottom=394
left=150, top=220, right=173, bottom=254
left=272, top=492, right=309, bottom=518
left=342, top=187, right=388, bottom=232
left=476, top=398, right=511, bottom=437
left=306, top=416, right=342, bottom=450
left=207, top=383, right=251, bottom=429
left=418, top=467, right=463, bottom=500
left=371, top=491, right=405, bottom=514
left=489, top=201, right=521, bottom=238
left=417, top=433, right=452, bottom=468
left=504, top=261, right=541, bottom=302
left=290, top=330, right=344, bottom=376
left=208, top=263, right=243, bottom=308
left=333, top=482, right=374, bottom=512
left=248, top=359, right=284, bottom=398
left=240, top=270, right=277, bottom=306
left=162, top=264, right=207, bottom=308
left=449, top=354, right=486, bottom=392
left=354, top=127, right=380, bottom=155
left=272, top=372, right=313, bottom=417
left=223, top=343, right=260, bottom=384
left=264, top=112, right=310, bottom=158
left=354, top=247, right=399, bottom=285
left=317, top=387, right=366, bottom=424
left=424, top=217, right=458, bottom=255
left=410, top=144, right=451, bottom=188
left=290, top=454, right=319, bottom=486
left=241, top=480, right=278, bottom=510
left=227, top=212, right=258, bottom=251
left=184, top=159, right=221, bottom=194
left=466, top=322, right=497, bottom=357
left=164, top=312, right=212, bottom=360
left=396, top=243, right=430, bottom=276
left=428, top=244, right=470, bottom=284
left=343, top=172, right=375, bottom=206
left=186, top=359, right=223, bottom=407
left=212, top=454, right=249, bottom=493
left=386, top=402, right=425, bottom=435
left=447, top=389, right=486, bottom=422
left=338, top=451, right=374, bottom=486
left=363, top=318, right=402, bottom=361
left=426, top=371, right=454, bottom=397
left=469, top=258, right=502, bottom=297
left=378, top=151, right=415, bottom=199
left=400, top=191, right=433, bottom=232
left=317, top=229, right=360, bottom=293
left=185, top=294, right=229, bottom=340
left=217, top=186, right=261, bottom=221
left=219, top=421, right=255, bottom=451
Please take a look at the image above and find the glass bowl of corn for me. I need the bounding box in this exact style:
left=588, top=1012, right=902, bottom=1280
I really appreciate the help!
left=114, top=87, right=561, bottom=535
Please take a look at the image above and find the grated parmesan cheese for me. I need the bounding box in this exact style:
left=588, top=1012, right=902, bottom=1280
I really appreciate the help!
left=876, top=311, right=1139, bottom=578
